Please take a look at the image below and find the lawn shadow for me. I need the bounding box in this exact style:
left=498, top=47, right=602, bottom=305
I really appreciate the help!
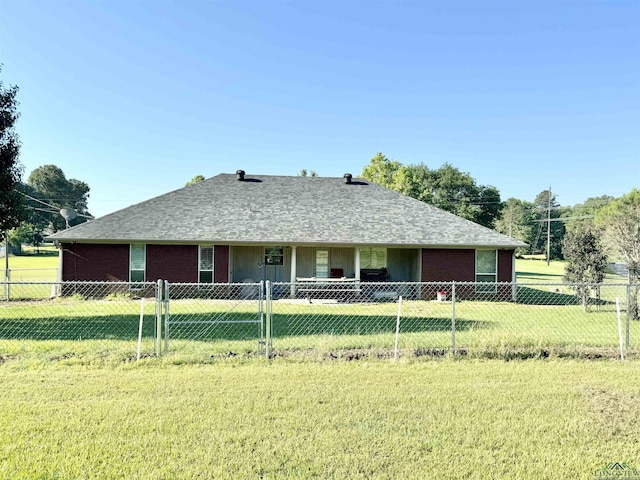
left=515, top=286, right=616, bottom=306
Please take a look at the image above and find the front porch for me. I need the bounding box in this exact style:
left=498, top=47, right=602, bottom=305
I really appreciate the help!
left=229, top=246, right=422, bottom=296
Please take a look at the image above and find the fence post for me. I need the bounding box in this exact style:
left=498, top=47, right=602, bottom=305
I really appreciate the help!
left=164, top=280, right=170, bottom=353
left=265, top=281, right=272, bottom=359
left=155, top=279, right=163, bottom=356
left=626, top=283, right=631, bottom=350
left=451, top=282, right=456, bottom=354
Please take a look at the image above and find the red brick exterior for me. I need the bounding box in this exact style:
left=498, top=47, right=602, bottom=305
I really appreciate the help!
left=214, top=245, right=229, bottom=283
left=147, top=245, right=198, bottom=282
left=420, top=248, right=515, bottom=299
left=62, top=243, right=232, bottom=283
left=62, top=243, right=129, bottom=281
left=421, top=249, right=476, bottom=282
left=497, top=249, right=513, bottom=282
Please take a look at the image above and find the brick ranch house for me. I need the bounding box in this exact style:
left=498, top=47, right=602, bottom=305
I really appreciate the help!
left=48, top=171, right=526, bottom=299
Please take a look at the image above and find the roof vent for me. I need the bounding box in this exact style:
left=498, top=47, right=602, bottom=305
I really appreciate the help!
left=343, top=173, right=353, bottom=184
left=236, top=170, right=245, bottom=181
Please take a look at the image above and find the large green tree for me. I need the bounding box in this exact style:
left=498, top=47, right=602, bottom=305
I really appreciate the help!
left=0, top=70, right=25, bottom=240
left=361, top=153, right=502, bottom=228
left=595, top=188, right=640, bottom=319
left=494, top=198, right=535, bottom=251
left=562, top=227, right=607, bottom=311
left=564, top=195, right=614, bottom=233
left=27, top=165, right=91, bottom=232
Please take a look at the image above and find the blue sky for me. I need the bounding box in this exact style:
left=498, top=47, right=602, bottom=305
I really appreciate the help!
left=1, top=0, right=638, bottom=218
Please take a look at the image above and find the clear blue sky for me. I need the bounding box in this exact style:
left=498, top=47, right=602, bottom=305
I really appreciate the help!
left=1, top=0, right=638, bottom=218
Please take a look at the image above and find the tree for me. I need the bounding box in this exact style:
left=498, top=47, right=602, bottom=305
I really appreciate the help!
left=595, top=188, right=640, bottom=319
left=565, top=195, right=614, bottom=233
left=27, top=165, right=91, bottom=232
left=7, top=222, right=42, bottom=254
left=495, top=198, right=534, bottom=252
left=562, top=227, right=607, bottom=311
left=361, top=153, right=400, bottom=189
left=361, top=153, right=502, bottom=228
left=0, top=69, right=25, bottom=241
left=186, top=175, right=205, bottom=186
left=298, top=169, right=318, bottom=177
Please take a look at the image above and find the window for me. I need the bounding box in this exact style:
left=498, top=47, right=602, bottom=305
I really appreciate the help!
left=359, top=247, right=387, bottom=269
left=476, top=250, right=497, bottom=293
left=265, top=247, right=284, bottom=266
left=315, top=250, right=329, bottom=278
left=130, top=244, right=146, bottom=283
left=199, top=246, right=214, bottom=283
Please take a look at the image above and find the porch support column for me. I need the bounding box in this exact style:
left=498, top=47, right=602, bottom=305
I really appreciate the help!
left=290, top=246, right=297, bottom=298
left=354, top=247, right=361, bottom=281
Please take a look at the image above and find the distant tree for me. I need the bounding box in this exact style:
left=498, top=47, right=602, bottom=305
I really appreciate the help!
left=298, top=169, right=318, bottom=177
left=7, top=222, right=42, bottom=254
left=565, top=195, right=614, bottom=233
left=361, top=153, right=400, bottom=189
left=186, top=175, right=205, bottom=186
left=0, top=70, right=25, bottom=241
left=562, top=227, right=607, bottom=311
left=495, top=198, right=534, bottom=252
left=27, top=165, right=91, bottom=232
left=361, top=154, right=502, bottom=228
left=595, top=188, right=640, bottom=319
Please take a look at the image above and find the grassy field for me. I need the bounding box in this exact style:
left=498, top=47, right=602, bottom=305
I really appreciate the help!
left=1, top=254, right=639, bottom=479
left=1, top=359, right=638, bottom=479
left=3, top=247, right=58, bottom=282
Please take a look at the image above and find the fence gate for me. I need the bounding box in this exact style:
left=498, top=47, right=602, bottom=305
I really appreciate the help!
left=163, top=281, right=265, bottom=357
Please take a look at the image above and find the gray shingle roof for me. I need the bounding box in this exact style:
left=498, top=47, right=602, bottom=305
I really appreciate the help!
left=48, top=173, right=527, bottom=248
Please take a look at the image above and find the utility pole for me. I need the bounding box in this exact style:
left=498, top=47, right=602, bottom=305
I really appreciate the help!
left=546, top=186, right=551, bottom=266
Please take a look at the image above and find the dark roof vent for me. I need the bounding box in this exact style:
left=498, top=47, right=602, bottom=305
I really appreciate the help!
left=343, top=173, right=353, bottom=184
left=236, top=170, right=245, bottom=181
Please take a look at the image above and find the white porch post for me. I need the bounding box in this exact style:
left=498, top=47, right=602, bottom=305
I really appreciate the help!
left=290, top=246, right=297, bottom=298
left=354, top=247, right=361, bottom=281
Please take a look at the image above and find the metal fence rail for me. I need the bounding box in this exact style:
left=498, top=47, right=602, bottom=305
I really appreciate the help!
left=163, top=281, right=265, bottom=356
left=0, top=281, right=161, bottom=361
left=0, top=280, right=637, bottom=362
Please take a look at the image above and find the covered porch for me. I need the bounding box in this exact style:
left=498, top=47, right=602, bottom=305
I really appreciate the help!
left=229, top=246, right=421, bottom=296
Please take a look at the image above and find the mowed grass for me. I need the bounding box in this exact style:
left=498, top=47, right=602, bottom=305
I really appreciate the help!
left=3, top=248, right=58, bottom=283
left=516, top=258, right=625, bottom=284
left=2, top=286, right=637, bottom=364
left=1, top=360, right=639, bottom=479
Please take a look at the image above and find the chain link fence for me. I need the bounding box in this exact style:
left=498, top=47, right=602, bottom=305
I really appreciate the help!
left=1, top=280, right=638, bottom=362
left=0, top=281, right=161, bottom=362
left=163, top=281, right=265, bottom=357
left=266, top=281, right=637, bottom=359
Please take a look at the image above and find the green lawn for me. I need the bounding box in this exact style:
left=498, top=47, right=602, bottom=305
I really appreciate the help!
left=516, top=258, right=625, bottom=284
left=2, top=254, right=638, bottom=479
left=0, top=360, right=638, bottom=479
left=3, top=249, right=58, bottom=282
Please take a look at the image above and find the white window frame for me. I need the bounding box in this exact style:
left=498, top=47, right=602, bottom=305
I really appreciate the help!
left=199, top=245, right=214, bottom=284
left=475, top=249, right=497, bottom=293
left=129, top=244, right=146, bottom=287
left=315, top=249, right=329, bottom=278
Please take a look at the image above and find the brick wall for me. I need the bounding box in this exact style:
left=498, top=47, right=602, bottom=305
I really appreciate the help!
left=214, top=245, right=229, bottom=283
left=421, top=249, right=476, bottom=282
left=497, top=250, right=514, bottom=282
left=147, top=245, right=198, bottom=282
left=62, top=243, right=129, bottom=281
